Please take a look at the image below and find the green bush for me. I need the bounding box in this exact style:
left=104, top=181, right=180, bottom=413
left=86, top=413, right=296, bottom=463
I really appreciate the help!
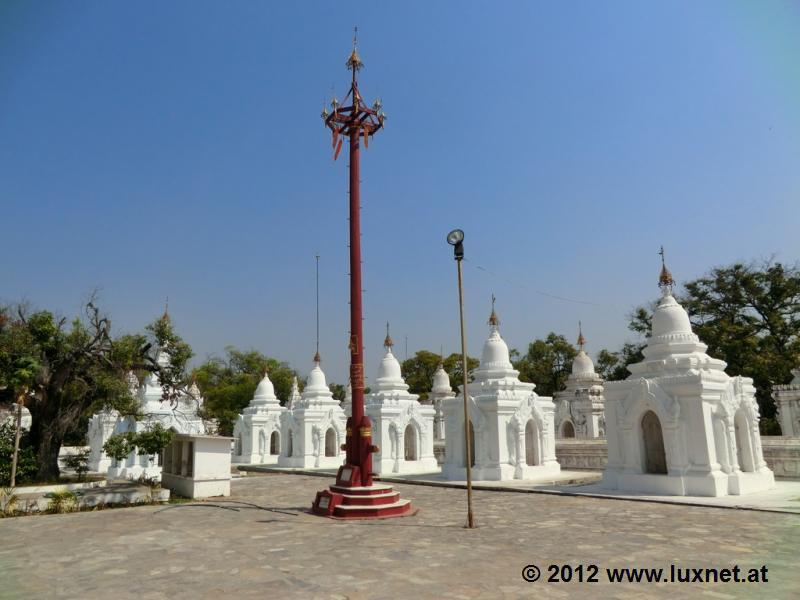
left=102, top=432, right=135, bottom=463
left=46, top=490, right=77, bottom=514
left=63, top=449, right=90, bottom=481
left=103, top=424, right=174, bottom=465
left=135, top=423, right=174, bottom=456
left=0, top=422, right=38, bottom=486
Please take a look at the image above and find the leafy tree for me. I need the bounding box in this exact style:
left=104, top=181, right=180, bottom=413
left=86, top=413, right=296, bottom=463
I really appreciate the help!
left=329, top=383, right=346, bottom=402
left=102, top=423, right=174, bottom=466
left=63, top=449, right=90, bottom=481
left=401, top=351, right=479, bottom=401
left=0, top=300, right=192, bottom=481
left=192, top=347, right=301, bottom=436
left=103, top=432, right=135, bottom=464
left=0, top=422, right=37, bottom=486
left=513, top=333, right=578, bottom=397
left=134, top=423, right=175, bottom=457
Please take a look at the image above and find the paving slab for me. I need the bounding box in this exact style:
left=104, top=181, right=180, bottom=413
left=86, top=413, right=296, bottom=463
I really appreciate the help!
left=0, top=473, right=797, bottom=599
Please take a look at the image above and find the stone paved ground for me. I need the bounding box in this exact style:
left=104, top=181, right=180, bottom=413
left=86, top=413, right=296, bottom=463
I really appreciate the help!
left=1, top=473, right=798, bottom=599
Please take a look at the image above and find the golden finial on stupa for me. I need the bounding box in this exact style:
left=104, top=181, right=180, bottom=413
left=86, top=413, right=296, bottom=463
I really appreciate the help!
left=488, top=294, right=500, bottom=327
left=577, top=321, right=586, bottom=350
left=658, top=246, right=675, bottom=292
left=384, top=321, right=393, bottom=348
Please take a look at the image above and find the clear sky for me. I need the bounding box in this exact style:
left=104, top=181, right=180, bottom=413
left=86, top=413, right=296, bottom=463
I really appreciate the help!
left=2, top=1, right=799, bottom=386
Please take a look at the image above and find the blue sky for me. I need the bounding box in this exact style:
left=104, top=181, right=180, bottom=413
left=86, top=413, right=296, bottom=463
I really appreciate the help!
left=2, top=1, right=799, bottom=386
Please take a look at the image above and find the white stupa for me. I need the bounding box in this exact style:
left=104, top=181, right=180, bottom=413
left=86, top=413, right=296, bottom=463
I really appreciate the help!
left=773, top=368, right=800, bottom=437
left=117, top=345, right=206, bottom=480
left=278, top=353, right=346, bottom=469
left=553, top=325, right=605, bottom=439
left=602, top=256, right=774, bottom=496
left=441, top=300, right=560, bottom=480
left=286, top=376, right=301, bottom=410
left=232, top=369, right=287, bottom=464
left=86, top=372, right=136, bottom=472
left=429, top=360, right=455, bottom=441
left=365, top=327, right=438, bottom=475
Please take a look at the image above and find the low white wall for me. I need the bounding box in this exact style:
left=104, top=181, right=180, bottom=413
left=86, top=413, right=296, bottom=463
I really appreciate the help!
left=553, top=437, right=800, bottom=479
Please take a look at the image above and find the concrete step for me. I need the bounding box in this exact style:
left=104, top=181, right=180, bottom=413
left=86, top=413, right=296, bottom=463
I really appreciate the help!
left=332, top=499, right=413, bottom=519
left=330, top=483, right=394, bottom=496
left=341, top=491, right=400, bottom=506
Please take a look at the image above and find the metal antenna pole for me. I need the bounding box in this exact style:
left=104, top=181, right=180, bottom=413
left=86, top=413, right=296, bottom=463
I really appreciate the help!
left=315, top=254, right=320, bottom=356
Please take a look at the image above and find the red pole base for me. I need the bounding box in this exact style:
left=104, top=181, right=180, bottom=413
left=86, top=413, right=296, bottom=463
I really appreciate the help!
left=310, top=464, right=415, bottom=520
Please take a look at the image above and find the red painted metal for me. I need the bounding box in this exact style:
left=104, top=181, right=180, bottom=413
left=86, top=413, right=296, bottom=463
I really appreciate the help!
left=310, top=37, right=412, bottom=520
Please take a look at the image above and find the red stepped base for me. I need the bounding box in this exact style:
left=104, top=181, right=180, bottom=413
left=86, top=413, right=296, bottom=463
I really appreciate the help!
left=311, top=466, right=415, bottom=520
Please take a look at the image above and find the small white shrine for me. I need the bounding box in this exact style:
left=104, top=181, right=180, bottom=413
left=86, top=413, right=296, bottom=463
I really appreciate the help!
left=89, top=345, right=207, bottom=480
left=278, top=354, right=346, bottom=469
left=441, top=303, right=560, bottom=480
left=365, top=329, right=438, bottom=475
left=774, top=368, right=800, bottom=437
left=602, top=258, right=774, bottom=497
left=554, top=326, right=605, bottom=439
left=232, top=370, right=287, bottom=464
left=162, top=434, right=234, bottom=499
left=429, top=361, right=455, bottom=441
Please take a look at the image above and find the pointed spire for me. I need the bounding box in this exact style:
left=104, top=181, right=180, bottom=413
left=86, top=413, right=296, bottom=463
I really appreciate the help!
left=384, top=321, right=394, bottom=349
left=313, top=351, right=321, bottom=364
left=577, top=321, right=586, bottom=351
left=488, top=294, right=499, bottom=327
left=658, top=246, right=675, bottom=295
left=346, top=26, right=363, bottom=73
left=161, top=296, right=170, bottom=323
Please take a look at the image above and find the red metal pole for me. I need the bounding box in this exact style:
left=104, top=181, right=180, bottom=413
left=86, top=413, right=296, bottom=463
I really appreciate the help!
left=348, top=124, right=366, bottom=479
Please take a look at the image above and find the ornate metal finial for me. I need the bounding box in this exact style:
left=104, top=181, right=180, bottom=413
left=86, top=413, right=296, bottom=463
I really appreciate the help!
left=346, top=26, right=363, bottom=73
left=384, top=321, right=394, bottom=348
left=313, top=351, right=321, bottom=364
left=658, top=246, right=674, bottom=294
left=488, top=294, right=499, bottom=327
left=577, top=321, right=586, bottom=350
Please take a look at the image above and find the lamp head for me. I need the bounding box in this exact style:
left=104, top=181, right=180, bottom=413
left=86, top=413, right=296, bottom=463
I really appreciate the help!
left=446, top=229, right=465, bottom=260
left=446, top=229, right=464, bottom=245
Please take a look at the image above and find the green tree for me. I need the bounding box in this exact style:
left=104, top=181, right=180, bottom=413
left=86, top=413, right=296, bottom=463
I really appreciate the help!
left=401, top=351, right=479, bottom=401
left=513, top=333, right=578, bottom=397
left=0, top=422, right=37, bottom=486
left=192, top=347, right=301, bottom=436
left=0, top=301, right=191, bottom=481
left=329, top=383, right=346, bottom=402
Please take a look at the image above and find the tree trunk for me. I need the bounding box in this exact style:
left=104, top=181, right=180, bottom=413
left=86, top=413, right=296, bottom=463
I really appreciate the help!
left=27, top=400, right=64, bottom=482
left=10, top=400, right=23, bottom=487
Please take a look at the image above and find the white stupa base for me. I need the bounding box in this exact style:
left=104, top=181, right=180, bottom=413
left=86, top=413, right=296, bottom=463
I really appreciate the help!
left=277, top=454, right=345, bottom=470
left=602, top=467, right=775, bottom=497
left=441, top=460, right=561, bottom=482
left=374, top=456, right=440, bottom=475
left=233, top=453, right=280, bottom=465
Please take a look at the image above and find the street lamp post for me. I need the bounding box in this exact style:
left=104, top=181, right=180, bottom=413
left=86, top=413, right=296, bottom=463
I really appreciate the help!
left=447, top=229, right=475, bottom=529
